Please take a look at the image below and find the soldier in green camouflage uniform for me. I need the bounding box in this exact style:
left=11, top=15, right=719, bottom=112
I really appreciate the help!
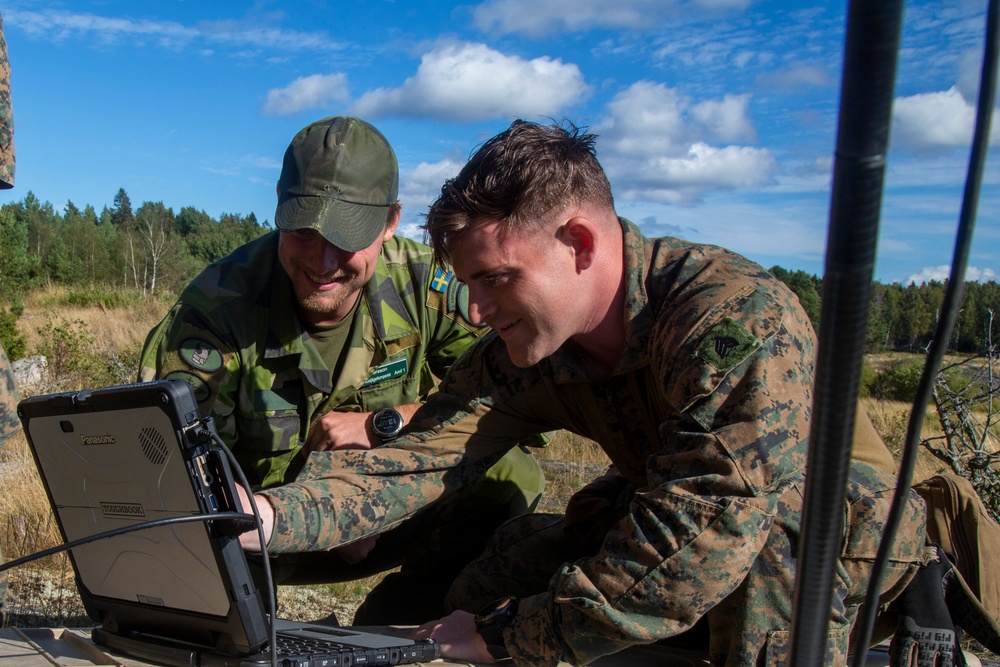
left=237, top=120, right=928, bottom=665
left=139, top=116, right=543, bottom=625
left=0, top=9, right=16, bottom=622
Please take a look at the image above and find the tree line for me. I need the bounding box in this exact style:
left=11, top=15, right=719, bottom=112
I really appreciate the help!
left=0, top=188, right=269, bottom=357
left=769, top=266, right=1000, bottom=355
left=0, top=189, right=998, bottom=360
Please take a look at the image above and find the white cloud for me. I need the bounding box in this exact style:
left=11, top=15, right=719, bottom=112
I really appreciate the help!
left=400, top=158, right=464, bottom=207
left=350, top=43, right=590, bottom=122
left=595, top=81, right=775, bottom=205
left=904, top=265, right=998, bottom=285
left=472, top=0, right=749, bottom=37
left=6, top=8, right=347, bottom=53
left=756, top=64, right=832, bottom=90
left=691, top=94, right=756, bottom=143
left=262, top=73, right=350, bottom=117
left=892, top=86, right=999, bottom=152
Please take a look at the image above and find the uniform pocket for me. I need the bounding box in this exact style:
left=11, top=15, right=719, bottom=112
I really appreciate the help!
left=763, top=624, right=850, bottom=666
left=233, top=411, right=302, bottom=454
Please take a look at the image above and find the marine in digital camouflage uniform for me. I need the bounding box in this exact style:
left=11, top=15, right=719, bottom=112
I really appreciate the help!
left=245, top=121, right=928, bottom=666
left=0, top=9, right=15, bottom=622
left=139, top=116, right=543, bottom=625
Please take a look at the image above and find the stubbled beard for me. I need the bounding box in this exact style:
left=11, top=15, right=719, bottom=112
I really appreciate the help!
left=293, top=274, right=362, bottom=320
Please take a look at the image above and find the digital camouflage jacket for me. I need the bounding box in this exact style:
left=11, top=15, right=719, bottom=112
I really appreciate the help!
left=259, top=218, right=925, bottom=666
left=0, top=10, right=13, bottom=190
left=139, top=231, right=486, bottom=488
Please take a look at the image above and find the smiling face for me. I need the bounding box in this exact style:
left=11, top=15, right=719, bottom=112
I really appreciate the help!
left=278, top=212, right=397, bottom=326
left=450, top=217, right=584, bottom=368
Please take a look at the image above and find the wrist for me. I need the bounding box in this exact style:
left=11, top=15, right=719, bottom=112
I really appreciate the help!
left=371, top=406, right=404, bottom=442
left=475, top=597, right=518, bottom=660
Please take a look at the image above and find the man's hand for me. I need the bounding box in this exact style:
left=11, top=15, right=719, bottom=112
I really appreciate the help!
left=410, top=611, right=496, bottom=664
left=234, top=484, right=274, bottom=552
left=303, top=411, right=375, bottom=454
left=332, top=535, right=380, bottom=564
left=302, top=404, right=422, bottom=455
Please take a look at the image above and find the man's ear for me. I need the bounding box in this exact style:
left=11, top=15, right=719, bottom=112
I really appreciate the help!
left=383, top=204, right=401, bottom=241
left=563, top=218, right=597, bottom=271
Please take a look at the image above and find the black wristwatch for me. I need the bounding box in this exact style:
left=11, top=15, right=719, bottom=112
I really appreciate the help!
left=371, top=407, right=404, bottom=441
left=474, top=597, right=518, bottom=660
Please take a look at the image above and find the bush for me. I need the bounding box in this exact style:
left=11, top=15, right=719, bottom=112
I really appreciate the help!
left=859, top=359, right=878, bottom=398
left=0, top=308, right=26, bottom=360
left=34, top=317, right=101, bottom=391
left=867, top=359, right=925, bottom=402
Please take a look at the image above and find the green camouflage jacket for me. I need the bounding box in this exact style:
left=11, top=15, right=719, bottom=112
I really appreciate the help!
left=139, top=231, right=485, bottom=488
left=259, top=218, right=924, bottom=665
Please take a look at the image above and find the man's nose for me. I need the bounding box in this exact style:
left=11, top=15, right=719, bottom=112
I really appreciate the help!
left=466, top=285, right=494, bottom=327
left=313, top=238, right=347, bottom=273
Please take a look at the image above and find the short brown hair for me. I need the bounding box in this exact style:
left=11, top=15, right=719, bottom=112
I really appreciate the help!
left=424, top=119, right=614, bottom=263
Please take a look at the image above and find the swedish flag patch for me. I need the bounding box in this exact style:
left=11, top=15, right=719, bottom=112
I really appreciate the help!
left=431, top=268, right=453, bottom=293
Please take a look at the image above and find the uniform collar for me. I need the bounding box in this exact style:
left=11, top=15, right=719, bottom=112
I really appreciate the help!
left=260, top=235, right=421, bottom=392
left=617, top=217, right=654, bottom=374
left=549, top=217, right=651, bottom=383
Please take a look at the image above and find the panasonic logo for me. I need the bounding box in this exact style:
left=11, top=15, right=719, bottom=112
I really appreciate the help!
left=82, top=434, right=116, bottom=446
left=101, top=502, right=146, bottom=518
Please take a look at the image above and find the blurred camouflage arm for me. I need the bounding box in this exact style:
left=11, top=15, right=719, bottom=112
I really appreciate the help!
left=0, top=342, right=20, bottom=444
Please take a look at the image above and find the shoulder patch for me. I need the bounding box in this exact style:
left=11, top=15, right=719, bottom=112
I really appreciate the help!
left=447, top=280, right=484, bottom=327
left=178, top=338, right=224, bottom=372
left=431, top=268, right=454, bottom=293
left=693, top=317, right=761, bottom=372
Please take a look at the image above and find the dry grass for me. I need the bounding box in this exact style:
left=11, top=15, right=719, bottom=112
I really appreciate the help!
left=0, top=429, right=88, bottom=627
left=15, top=287, right=173, bottom=392
left=860, top=397, right=952, bottom=481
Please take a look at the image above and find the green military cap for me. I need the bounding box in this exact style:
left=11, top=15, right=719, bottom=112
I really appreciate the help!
left=275, top=116, right=398, bottom=252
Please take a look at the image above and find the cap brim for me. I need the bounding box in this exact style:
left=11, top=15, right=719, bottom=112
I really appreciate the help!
left=275, top=196, right=388, bottom=252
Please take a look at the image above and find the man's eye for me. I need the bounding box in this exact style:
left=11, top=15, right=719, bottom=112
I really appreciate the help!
left=482, top=275, right=503, bottom=286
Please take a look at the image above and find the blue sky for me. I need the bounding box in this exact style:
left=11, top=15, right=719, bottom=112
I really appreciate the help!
left=1, top=0, right=997, bottom=285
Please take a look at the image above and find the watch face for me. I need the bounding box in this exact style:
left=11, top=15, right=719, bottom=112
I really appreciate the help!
left=372, top=407, right=403, bottom=439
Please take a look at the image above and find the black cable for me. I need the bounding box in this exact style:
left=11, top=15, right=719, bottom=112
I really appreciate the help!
left=788, top=0, right=905, bottom=663
left=850, top=0, right=999, bottom=662
left=0, top=512, right=257, bottom=574
left=211, top=432, right=279, bottom=667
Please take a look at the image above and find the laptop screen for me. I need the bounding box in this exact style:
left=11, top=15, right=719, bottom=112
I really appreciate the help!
left=18, top=379, right=270, bottom=655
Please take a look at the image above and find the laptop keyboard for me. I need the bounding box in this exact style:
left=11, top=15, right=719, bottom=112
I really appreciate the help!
left=266, top=632, right=440, bottom=667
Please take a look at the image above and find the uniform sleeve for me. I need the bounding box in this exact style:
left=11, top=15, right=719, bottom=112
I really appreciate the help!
left=262, top=335, right=549, bottom=552
left=507, top=285, right=817, bottom=667
left=138, top=303, right=241, bottom=447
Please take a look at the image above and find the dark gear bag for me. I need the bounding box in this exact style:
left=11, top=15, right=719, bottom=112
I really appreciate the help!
left=912, top=474, right=1000, bottom=624
left=888, top=474, right=1000, bottom=666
